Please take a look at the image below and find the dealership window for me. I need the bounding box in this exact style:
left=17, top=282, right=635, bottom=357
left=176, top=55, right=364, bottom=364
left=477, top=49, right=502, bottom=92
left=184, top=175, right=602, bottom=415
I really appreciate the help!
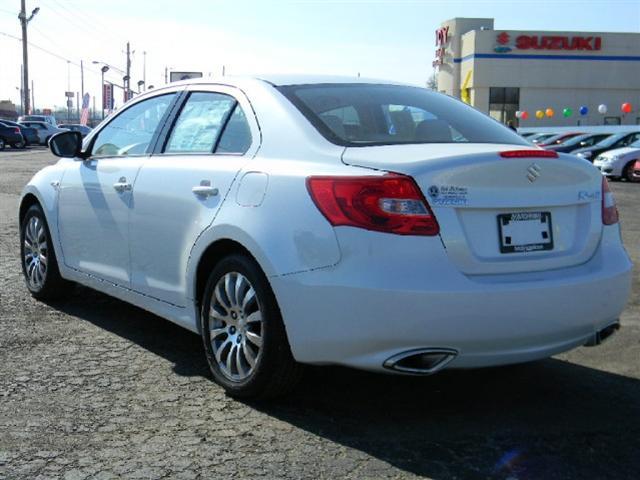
left=604, top=117, right=621, bottom=126
left=489, top=87, right=520, bottom=125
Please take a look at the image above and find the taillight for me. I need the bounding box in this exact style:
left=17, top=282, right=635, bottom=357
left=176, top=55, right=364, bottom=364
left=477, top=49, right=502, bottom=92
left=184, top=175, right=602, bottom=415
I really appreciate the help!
left=306, top=173, right=439, bottom=236
left=14, top=127, right=20, bottom=134
left=500, top=150, right=558, bottom=158
left=601, top=177, right=619, bottom=225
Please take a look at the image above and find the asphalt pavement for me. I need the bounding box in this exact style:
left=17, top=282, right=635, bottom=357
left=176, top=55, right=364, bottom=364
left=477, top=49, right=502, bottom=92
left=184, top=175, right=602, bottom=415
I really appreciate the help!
left=1, top=148, right=638, bottom=479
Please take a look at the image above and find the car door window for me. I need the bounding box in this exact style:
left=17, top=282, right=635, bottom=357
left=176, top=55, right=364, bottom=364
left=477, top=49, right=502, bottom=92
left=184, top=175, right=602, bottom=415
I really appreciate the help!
left=215, top=104, right=252, bottom=154
left=164, top=92, right=236, bottom=153
left=91, top=93, right=175, bottom=157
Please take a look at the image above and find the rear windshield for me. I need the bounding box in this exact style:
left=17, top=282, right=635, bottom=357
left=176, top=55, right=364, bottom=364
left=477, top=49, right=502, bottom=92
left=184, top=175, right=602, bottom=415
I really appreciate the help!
left=278, top=83, right=528, bottom=147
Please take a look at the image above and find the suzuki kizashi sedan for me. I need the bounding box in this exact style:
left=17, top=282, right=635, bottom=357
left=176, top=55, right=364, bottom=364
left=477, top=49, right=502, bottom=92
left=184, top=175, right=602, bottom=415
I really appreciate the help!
left=19, top=76, right=633, bottom=398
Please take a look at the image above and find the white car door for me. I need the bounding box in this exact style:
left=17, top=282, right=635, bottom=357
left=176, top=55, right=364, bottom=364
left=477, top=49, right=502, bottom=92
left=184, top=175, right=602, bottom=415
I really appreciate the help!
left=57, top=92, right=179, bottom=286
left=129, top=86, right=259, bottom=306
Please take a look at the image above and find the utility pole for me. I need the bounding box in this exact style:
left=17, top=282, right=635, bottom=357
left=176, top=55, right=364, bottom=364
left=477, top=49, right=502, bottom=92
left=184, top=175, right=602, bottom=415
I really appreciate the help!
left=31, top=80, right=35, bottom=112
left=143, top=51, right=146, bottom=91
left=125, top=41, right=131, bottom=100
left=18, top=1, right=39, bottom=114
left=80, top=60, right=84, bottom=98
left=164, top=66, right=168, bottom=84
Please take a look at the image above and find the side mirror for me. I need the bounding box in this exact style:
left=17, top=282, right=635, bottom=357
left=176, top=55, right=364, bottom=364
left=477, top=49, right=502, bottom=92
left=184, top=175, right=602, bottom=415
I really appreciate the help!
left=49, top=131, right=83, bottom=158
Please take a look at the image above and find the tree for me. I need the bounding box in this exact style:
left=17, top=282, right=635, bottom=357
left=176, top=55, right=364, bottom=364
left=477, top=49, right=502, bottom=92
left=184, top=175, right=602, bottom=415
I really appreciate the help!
left=426, top=72, right=438, bottom=91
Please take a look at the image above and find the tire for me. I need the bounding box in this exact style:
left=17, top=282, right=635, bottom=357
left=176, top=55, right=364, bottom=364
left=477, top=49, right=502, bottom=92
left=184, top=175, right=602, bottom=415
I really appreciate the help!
left=11, top=139, right=26, bottom=149
left=0, top=137, right=5, bottom=151
left=44, top=136, right=51, bottom=148
left=20, top=204, right=72, bottom=300
left=200, top=254, right=302, bottom=399
left=622, top=161, right=637, bottom=182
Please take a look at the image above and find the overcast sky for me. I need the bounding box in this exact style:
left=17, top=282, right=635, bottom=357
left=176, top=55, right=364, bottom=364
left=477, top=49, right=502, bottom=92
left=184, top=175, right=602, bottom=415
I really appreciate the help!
left=0, top=0, right=639, bottom=111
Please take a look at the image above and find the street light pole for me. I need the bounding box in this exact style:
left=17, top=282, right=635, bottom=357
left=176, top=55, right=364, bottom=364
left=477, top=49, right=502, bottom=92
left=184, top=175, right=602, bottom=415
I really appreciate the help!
left=18, top=1, right=39, bottom=115
left=100, top=65, right=109, bottom=120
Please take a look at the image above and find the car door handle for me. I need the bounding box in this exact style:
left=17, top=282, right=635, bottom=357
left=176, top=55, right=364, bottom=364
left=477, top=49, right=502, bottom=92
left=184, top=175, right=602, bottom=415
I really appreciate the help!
left=192, top=182, right=219, bottom=198
left=113, top=177, right=132, bottom=193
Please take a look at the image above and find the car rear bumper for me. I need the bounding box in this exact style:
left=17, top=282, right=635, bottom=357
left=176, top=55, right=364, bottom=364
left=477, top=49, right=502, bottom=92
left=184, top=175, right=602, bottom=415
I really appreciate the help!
left=271, top=225, right=632, bottom=373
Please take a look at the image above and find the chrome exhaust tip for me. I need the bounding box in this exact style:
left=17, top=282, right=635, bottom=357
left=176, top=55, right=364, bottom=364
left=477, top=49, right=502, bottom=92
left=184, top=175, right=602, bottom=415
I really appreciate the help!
left=584, top=321, right=620, bottom=347
left=383, top=348, right=458, bottom=375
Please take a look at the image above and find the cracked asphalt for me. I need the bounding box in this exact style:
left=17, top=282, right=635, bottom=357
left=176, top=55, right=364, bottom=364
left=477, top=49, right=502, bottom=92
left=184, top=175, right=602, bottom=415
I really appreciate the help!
left=1, top=149, right=639, bottom=480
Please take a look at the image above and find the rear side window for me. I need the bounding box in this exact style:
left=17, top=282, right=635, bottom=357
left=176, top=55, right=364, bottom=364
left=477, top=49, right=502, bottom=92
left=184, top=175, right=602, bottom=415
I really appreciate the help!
left=165, top=92, right=236, bottom=153
left=216, top=105, right=252, bottom=154
left=279, top=84, right=528, bottom=147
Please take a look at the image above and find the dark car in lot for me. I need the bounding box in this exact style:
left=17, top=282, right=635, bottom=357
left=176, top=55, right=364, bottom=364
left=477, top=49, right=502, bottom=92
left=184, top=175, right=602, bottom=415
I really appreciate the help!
left=57, top=124, right=92, bottom=138
left=545, top=133, right=612, bottom=153
left=0, top=122, right=25, bottom=150
left=572, top=131, right=640, bottom=161
left=0, top=119, right=39, bottom=146
left=537, top=132, right=584, bottom=147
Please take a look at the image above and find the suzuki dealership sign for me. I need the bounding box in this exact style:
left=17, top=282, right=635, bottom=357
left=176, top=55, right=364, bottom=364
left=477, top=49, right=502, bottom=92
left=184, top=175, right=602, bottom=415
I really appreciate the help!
left=495, top=32, right=603, bottom=53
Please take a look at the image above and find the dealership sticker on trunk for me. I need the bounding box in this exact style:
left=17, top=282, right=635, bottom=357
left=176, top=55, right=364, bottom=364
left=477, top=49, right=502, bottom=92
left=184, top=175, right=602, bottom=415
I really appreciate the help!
left=497, top=211, right=553, bottom=254
left=428, top=185, right=468, bottom=206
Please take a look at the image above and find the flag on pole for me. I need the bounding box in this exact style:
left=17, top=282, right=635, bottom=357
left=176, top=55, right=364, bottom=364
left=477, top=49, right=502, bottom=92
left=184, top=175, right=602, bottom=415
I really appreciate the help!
left=80, top=93, right=91, bottom=125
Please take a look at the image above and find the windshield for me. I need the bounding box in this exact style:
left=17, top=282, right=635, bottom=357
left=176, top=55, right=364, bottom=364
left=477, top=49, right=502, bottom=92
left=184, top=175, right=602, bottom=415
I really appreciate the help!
left=629, top=139, right=640, bottom=148
left=562, top=133, right=607, bottom=147
left=278, top=84, right=528, bottom=147
left=595, top=133, right=626, bottom=148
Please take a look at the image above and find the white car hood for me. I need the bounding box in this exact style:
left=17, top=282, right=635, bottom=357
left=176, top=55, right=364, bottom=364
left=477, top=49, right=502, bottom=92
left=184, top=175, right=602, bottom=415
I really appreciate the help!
left=599, top=146, right=640, bottom=159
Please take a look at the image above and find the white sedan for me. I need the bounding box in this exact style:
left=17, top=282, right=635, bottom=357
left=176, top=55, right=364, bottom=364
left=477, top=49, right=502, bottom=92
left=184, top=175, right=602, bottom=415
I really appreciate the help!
left=19, top=76, right=632, bottom=398
left=593, top=140, right=640, bottom=181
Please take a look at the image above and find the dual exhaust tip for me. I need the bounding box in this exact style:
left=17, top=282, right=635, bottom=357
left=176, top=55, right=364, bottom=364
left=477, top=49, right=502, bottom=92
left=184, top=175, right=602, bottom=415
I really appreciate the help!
left=383, top=348, right=458, bottom=375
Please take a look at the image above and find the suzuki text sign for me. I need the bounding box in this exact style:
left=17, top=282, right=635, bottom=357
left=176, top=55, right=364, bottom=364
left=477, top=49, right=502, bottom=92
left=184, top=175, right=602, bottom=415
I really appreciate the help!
left=495, top=32, right=602, bottom=53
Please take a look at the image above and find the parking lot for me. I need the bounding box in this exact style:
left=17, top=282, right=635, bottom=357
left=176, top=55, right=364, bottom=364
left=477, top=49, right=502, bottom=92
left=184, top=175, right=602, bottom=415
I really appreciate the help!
left=1, top=148, right=638, bottom=479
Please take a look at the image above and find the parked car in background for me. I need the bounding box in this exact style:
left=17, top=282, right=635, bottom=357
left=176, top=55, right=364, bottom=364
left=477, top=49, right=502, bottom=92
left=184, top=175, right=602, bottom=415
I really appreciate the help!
left=593, top=140, right=640, bottom=181
left=537, top=132, right=584, bottom=147
left=0, top=121, right=25, bottom=150
left=519, top=132, right=538, bottom=138
left=574, top=132, right=640, bottom=161
left=20, top=121, right=68, bottom=146
left=58, top=124, right=92, bottom=138
left=528, top=132, right=558, bottom=145
left=0, top=119, right=39, bottom=146
left=545, top=133, right=612, bottom=153
left=18, top=114, right=58, bottom=127
left=19, top=76, right=632, bottom=398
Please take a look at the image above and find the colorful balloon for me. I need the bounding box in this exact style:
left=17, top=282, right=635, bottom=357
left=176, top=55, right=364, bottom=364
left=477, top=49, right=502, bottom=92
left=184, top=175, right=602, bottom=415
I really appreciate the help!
left=545, top=108, right=555, bottom=118
left=579, top=106, right=589, bottom=116
left=598, top=104, right=607, bottom=114
left=520, top=111, right=529, bottom=120
left=515, top=111, right=522, bottom=119
left=536, top=110, right=545, bottom=119
left=562, top=108, right=573, bottom=117
left=622, top=102, right=633, bottom=114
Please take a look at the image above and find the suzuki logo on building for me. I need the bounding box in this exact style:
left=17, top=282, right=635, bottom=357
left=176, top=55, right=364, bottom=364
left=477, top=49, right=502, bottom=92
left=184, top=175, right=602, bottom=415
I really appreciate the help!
left=494, top=32, right=513, bottom=53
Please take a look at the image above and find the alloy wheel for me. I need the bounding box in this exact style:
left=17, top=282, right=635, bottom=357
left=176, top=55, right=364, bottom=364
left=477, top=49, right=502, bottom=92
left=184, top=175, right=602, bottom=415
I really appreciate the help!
left=23, top=216, right=48, bottom=290
left=208, top=272, right=264, bottom=382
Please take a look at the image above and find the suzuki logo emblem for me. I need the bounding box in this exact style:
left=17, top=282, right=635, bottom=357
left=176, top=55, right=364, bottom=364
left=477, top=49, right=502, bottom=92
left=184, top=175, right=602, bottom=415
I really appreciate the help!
left=526, top=163, right=541, bottom=182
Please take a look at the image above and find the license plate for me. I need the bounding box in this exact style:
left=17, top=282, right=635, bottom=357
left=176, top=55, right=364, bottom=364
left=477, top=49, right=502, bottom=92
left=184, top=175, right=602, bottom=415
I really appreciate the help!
left=497, top=211, right=553, bottom=254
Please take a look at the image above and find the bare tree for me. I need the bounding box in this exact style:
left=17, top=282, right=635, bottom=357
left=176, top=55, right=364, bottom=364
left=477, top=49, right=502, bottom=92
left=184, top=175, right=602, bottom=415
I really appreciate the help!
left=426, top=72, right=438, bottom=91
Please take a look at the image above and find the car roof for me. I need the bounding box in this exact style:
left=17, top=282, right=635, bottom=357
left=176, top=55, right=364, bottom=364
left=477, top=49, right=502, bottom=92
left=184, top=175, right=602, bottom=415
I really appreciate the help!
left=162, top=74, right=408, bottom=89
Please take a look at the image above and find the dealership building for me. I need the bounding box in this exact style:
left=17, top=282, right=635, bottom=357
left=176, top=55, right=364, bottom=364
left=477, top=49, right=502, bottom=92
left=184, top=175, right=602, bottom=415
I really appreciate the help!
left=434, top=18, right=640, bottom=127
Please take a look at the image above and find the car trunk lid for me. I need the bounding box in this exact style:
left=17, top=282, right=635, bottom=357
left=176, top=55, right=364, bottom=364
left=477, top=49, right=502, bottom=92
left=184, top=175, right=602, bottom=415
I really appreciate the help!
left=342, top=143, right=603, bottom=275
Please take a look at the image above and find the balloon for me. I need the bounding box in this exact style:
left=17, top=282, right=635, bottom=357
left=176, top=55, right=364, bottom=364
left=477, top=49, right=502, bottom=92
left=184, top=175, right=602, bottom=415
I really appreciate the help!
left=563, top=108, right=573, bottom=117
left=622, top=102, right=633, bottom=114
left=535, top=110, right=545, bottom=119
left=545, top=108, right=555, bottom=118
left=598, top=104, right=607, bottom=114
left=520, top=111, right=529, bottom=120
left=515, top=110, right=521, bottom=119
left=579, top=106, right=589, bottom=116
